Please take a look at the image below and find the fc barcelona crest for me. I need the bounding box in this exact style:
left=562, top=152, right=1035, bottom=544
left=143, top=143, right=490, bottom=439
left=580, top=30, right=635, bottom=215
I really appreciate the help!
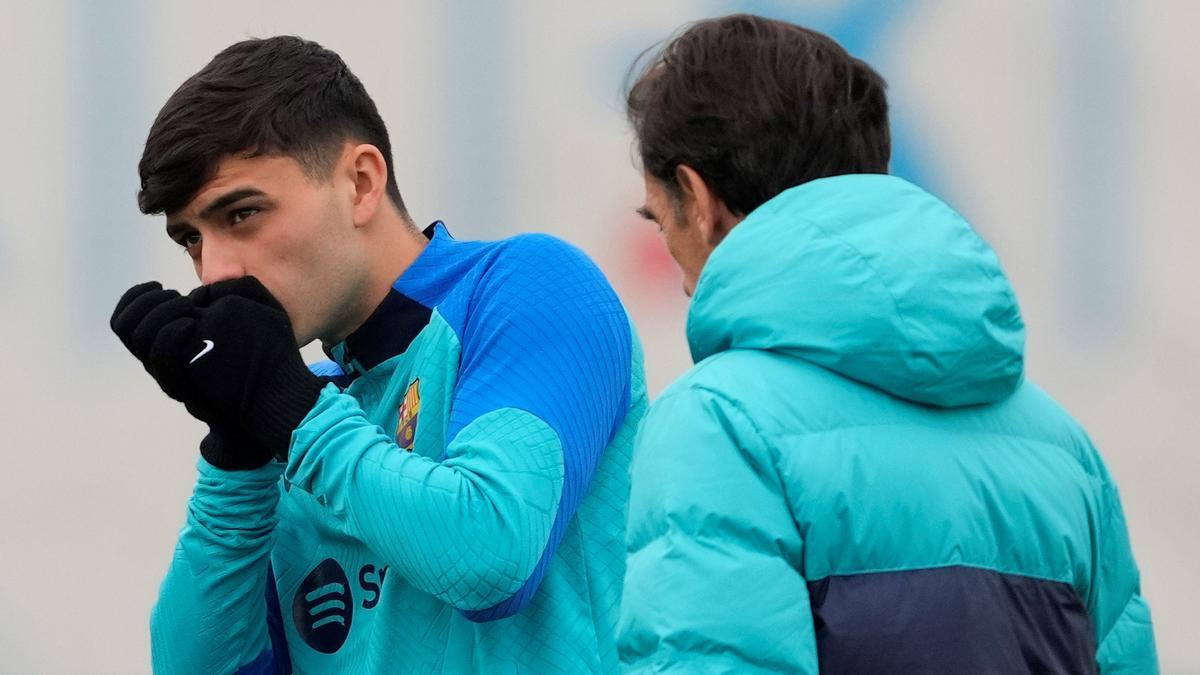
left=396, top=379, right=420, bottom=451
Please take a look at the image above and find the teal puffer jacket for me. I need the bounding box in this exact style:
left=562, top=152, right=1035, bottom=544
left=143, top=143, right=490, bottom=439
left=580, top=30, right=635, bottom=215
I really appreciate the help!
left=619, top=175, right=1156, bottom=674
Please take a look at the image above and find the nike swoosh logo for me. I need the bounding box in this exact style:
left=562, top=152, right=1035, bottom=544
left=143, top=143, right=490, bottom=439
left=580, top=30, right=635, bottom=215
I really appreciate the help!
left=189, top=339, right=215, bottom=364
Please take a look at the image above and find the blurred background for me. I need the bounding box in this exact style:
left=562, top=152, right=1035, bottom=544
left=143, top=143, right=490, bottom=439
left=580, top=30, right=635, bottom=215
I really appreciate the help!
left=1, top=1, right=1196, bottom=672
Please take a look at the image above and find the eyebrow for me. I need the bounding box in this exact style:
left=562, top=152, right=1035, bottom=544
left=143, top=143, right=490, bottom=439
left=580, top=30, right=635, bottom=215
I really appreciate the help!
left=198, top=187, right=266, bottom=220
left=166, top=187, right=267, bottom=241
left=636, top=206, right=657, bottom=221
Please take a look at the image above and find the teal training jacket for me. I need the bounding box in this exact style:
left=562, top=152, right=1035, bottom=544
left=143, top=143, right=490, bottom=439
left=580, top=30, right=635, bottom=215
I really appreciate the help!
left=150, top=224, right=647, bottom=673
left=619, top=175, right=1157, bottom=674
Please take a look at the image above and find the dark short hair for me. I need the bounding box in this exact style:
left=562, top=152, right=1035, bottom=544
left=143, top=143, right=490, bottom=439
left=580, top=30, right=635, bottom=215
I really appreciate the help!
left=138, top=36, right=405, bottom=216
left=627, top=14, right=890, bottom=215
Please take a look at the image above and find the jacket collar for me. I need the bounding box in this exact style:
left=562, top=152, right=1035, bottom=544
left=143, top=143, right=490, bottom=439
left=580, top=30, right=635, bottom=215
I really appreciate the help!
left=324, top=222, right=450, bottom=376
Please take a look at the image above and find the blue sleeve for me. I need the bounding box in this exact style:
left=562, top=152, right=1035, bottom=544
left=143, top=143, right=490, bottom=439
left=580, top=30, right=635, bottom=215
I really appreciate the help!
left=284, top=235, right=632, bottom=621
left=446, top=235, right=632, bottom=619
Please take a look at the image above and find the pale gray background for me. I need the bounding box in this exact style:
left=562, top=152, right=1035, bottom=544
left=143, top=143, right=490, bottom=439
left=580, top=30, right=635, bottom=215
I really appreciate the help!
left=0, top=1, right=1196, bottom=672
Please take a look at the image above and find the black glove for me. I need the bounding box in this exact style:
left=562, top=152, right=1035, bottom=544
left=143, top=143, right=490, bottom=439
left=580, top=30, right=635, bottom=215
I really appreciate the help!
left=111, top=276, right=324, bottom=459
left=111, top=281, right=276, bottom=469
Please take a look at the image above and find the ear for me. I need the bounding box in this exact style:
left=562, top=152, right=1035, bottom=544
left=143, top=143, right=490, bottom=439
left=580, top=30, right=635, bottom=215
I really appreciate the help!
left=346, top=143, right=389, bottom=228
left=674, top=164, right=740, bottom=246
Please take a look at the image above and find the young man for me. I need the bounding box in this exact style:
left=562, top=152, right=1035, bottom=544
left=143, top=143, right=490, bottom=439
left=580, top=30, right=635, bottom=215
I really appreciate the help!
left=111, top=36, right=645, bottom=673
left=619, top=15, right=1157, bottom=674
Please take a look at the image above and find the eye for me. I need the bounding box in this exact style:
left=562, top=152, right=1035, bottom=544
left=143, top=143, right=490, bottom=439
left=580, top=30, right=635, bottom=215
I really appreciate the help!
left=230, top=207, right=259, bottom=224
left=175, top=231, right=201, bottom=251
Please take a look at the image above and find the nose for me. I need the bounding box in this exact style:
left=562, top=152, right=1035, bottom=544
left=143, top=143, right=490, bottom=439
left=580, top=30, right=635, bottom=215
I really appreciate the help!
left=198, top=239, right=246, bottom=286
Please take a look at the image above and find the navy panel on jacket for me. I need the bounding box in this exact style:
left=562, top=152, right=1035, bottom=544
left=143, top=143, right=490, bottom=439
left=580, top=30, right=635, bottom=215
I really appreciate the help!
left=808, top=566, right=1097, bottom=674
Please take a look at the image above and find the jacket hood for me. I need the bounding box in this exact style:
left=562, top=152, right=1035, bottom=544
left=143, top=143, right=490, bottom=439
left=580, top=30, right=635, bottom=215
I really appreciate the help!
left=686, top=174, right=1025, bottom=407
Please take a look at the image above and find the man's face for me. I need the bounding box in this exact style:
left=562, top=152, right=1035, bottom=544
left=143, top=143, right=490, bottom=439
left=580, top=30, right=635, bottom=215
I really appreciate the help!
left=640, top=172, right=712, bottom=297
left=166, top=153, right=368, bottom=346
